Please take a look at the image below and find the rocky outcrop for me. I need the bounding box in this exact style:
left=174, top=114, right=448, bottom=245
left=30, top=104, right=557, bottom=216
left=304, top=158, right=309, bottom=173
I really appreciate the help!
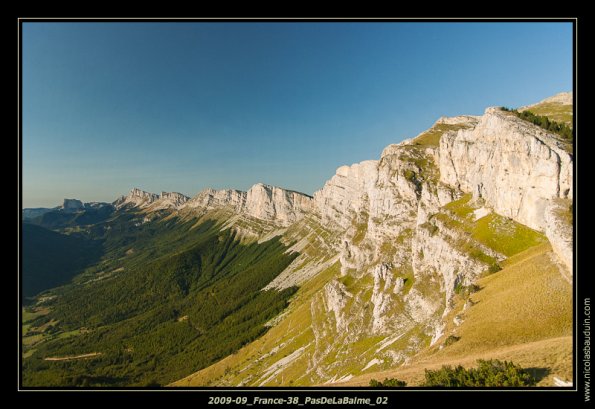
left=149, top=192, right=190, bottom=210
left=440, top=107, right=573, bottom=233
left=186, top=188, right=246, bottom=211
left=245, top=183, right=314, bottom=226
left=116, top=188, right=159, bottom=208
left=412, top=216, right=496, bottom=310
left=324, top=280, right=352, bottom=333
left=122, top=184, right=313, bottom=226
left=520, top=91, right=572, bottom=110
left=371, top=264, right=401, bottom=333
left=61, top=199, right=84, bottom=212
left=545, top=200, right=573, bottom=273
left=313, top=161, right=378, bottom=229
left=117, top=188, right=189, bottom=210
left=435, top=115, right=481, bottom=126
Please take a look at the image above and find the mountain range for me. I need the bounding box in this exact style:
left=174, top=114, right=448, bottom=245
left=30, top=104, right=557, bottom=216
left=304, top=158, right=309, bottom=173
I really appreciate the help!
left=21, top=92, right=573, bottom=387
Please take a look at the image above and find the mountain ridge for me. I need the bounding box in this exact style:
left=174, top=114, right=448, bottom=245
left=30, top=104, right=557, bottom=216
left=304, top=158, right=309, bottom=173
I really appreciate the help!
left=115, top=182, right=314, bottom=227
left=22, top=92, right=574, bottom=387
left=170, top=93, right=573, bottom=386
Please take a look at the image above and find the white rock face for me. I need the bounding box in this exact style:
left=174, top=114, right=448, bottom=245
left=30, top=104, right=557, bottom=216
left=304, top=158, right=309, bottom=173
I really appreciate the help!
left=545, top=201, right=573, bottom=273
left=473, top=207, right=490, bottom=221
left=117, top=188, right=189, bottom=210
left=151, top=192, right=190, bottom=210
left=435, top=115, right=481, bottom=126
left=440, top=107, right=573, bottom=232
left=371, top=264, right=397, bottom=333
left=324, top=280, right=352, bottom=333
left=393, top=277, right=405, bottom=294
left=412, top=216, right=495, bottom=310
left=123, top=184, right=313, bottom=226
left=381, top=139, right=414, bottom=158
left=245, top=183, right=314, bottom=226
left=313, top=161, right=378, bottom=229
left=287, top=102, right=574, bottom=378
left=117, top=188, right=159, bottom=208
left=186, top=188, right=246, bottom=211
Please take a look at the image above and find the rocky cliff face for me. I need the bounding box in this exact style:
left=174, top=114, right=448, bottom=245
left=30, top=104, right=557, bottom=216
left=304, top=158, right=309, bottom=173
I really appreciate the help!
left=116, top=188, right=160, bottom=208
left=313, top=160, right=379, bottom=230
left=189, top=98, right=572, bottom=385
left=244, top=183, right=314, bottom=226
left=116, top=188, right=189, bottom=210
left=151, top=192, right=190, bottom=210
left=122, top=184, right=313, bottom=227
left=440, top=107, right=572, bottom=233
left=438, top=108, right=573, bottom=273
left=545, top=199, right=573, bottom=276
left=186, top=188, right=246, bottom=211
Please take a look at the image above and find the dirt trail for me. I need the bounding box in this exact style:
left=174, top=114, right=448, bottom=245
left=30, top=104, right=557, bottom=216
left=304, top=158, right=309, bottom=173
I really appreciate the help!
left=44, top=352, right=102, bottom=361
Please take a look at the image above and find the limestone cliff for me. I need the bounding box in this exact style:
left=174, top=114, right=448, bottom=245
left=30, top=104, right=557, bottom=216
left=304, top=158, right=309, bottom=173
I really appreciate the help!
left=154, top=192, right=190, bottom=209
left=122, top=184, right=313, bottom=227
left=185, top=188, right=246, bottom=211
left=245, top=183, right=314, bottom=226
left=172, top=93, right=573, bottom=387
left=440, top=107, right=572, bottom=232
left=439, top=107, right=573, bottom=272
left=116, top=188, right=160, bottom=208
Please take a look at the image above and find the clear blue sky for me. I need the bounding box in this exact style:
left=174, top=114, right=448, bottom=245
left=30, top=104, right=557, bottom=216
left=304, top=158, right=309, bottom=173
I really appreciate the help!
left=22, top=22, right=572, bottom=208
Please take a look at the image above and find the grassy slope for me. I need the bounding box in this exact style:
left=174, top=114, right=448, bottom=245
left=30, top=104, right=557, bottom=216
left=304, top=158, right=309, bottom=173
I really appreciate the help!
left=412, top=123, right=472, bottom=147
left=441, top=193, right=547, bottom=258
left=519, top=101, right=573, bottom=128
left=336, top=243, right=572, bottom=386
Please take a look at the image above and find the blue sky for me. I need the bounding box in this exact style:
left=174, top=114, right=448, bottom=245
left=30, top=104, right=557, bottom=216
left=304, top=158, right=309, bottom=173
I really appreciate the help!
left=22, top=22, right=573, bottom=208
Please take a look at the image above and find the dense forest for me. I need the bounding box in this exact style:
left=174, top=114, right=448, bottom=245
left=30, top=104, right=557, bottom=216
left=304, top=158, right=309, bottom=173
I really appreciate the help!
left=22, top=223, right=103, bottom=297
left=22, top=210, right=299, bottom=387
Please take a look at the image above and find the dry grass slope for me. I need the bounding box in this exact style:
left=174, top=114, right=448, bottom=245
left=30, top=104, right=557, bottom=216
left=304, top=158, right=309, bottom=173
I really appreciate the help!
left=413, top=123, right=472, bottom=147
left=519, top=101, right=573, bottom=128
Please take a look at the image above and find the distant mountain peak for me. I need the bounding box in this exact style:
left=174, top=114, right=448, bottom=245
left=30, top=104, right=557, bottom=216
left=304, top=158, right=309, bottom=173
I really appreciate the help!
left=61, top=198, right=84, bottom=211
left=540, top=91, right=572, bottom=105
left=115, top=188, right=190, bottom=210
left=114, top=188, right=159, bottom=209
left=519, top=91, right=572, bottom=109
left=129, top=187, right=159, bottom=199
left=58, top=198, right=111, bottom=213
